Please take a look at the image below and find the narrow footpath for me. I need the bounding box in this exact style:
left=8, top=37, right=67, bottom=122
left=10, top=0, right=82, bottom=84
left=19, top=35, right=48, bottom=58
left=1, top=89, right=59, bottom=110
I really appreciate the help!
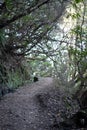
left=0, top=78, right=79, bottom=130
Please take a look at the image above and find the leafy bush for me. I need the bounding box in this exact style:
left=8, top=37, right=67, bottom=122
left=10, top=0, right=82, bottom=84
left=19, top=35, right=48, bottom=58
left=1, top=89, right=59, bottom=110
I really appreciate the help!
left=6, top=70, right=24, bottom=90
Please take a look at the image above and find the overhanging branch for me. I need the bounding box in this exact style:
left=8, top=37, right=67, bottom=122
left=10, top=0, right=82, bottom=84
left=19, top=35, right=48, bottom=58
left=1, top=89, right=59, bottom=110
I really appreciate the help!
left=0, top=0, right=50, bottom=29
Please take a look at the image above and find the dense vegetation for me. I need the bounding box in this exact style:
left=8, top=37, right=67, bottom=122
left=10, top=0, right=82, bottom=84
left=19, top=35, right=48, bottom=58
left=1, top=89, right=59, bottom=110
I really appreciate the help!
left=0, top=0, right=87, bottom=100
left=0, top=0, right=87, bottom=129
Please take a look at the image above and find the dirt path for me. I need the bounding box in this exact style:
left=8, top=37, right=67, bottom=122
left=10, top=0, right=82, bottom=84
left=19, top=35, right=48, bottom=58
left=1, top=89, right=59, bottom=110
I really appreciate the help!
left=0, top=78, right=57, bottom=130
left=0, top=77, right=79, bottom=130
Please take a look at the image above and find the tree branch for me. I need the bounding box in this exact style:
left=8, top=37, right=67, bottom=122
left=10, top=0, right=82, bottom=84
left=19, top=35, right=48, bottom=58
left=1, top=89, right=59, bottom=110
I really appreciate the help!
left=0, top=0, right=50, bottom=29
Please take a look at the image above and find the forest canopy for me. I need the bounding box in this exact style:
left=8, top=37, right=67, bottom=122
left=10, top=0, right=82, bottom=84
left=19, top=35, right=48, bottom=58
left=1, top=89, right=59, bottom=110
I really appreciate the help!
left=0, top=0, right=87, bottom=94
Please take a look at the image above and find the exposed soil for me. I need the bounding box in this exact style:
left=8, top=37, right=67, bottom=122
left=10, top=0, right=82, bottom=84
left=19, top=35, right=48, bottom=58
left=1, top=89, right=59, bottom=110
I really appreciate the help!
left=0, top=77, right=81, bottom=130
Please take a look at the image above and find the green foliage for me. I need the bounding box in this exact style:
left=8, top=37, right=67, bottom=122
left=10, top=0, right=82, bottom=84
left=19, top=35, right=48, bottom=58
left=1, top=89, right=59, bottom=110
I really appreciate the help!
left=5, top=0, right=13, bottom=10
left=29, top=57, right=53, bottom=78
left=67, top=12, right=80, bottom=19
left=71, top=25, right=82, bottom=35
left=0, top=0, right=87, bottom=97
left=6, top=70, right=24, bottom=90
left=0, top=64, right=7, bottom=84
left=0, top=30, right=6, bottom=47
left=74, top=0, right=83, bottom=3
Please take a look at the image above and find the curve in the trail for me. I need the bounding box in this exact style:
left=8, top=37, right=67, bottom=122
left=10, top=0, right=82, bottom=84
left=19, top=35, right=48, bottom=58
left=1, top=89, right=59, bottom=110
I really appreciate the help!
left=0, top=77, right=55, bottom=130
